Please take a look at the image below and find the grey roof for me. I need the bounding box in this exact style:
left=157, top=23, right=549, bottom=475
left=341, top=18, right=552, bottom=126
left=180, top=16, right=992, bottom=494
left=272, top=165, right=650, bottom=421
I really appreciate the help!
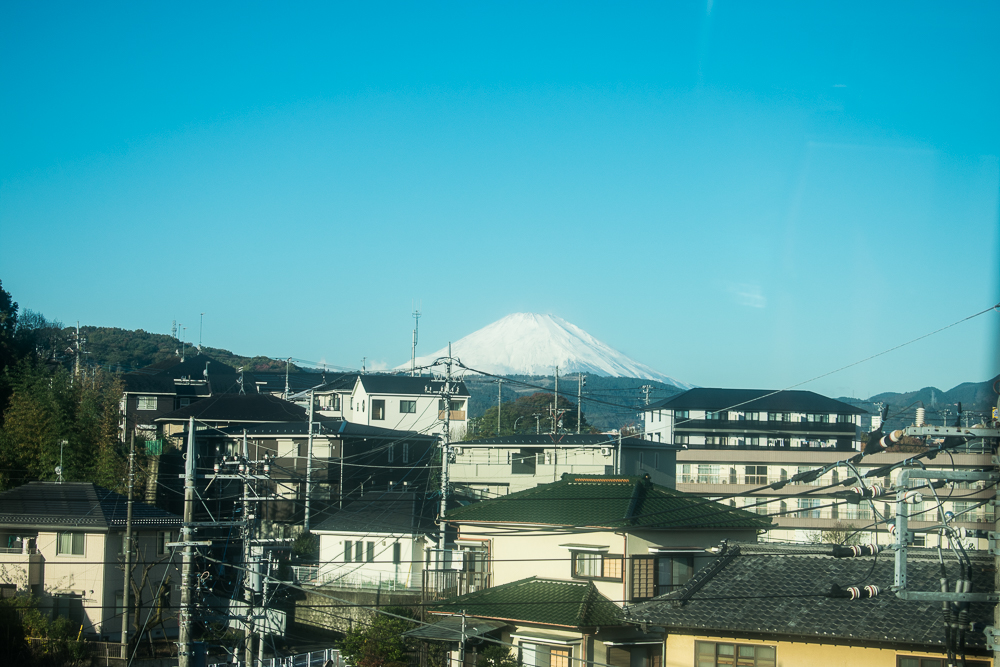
left=628, top=543, right=993, bottom=653
left=403, top=617, right=505, bottom=642
left=312, top=492, right=437, bottom=534
left=312, top=373, right=362, bottom=393
left=646, top=388, right=867, bottom=414
left=463, top=434, right=679, bottom=449
left=123, top=353, right=241, bottom=395
left=194, top=419, right=438, bottom=441
left=358, top=375, right=471, bottom=398
left=155, top=393, right=307, bottom=423
left=0, top=482, right=182, bottom=530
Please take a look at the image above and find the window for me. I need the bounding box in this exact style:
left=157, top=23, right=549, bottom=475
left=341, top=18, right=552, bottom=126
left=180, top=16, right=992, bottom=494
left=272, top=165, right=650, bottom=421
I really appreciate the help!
left=806, top=413, right=830, bottom=423
left=696, top=642, right=775, bottom=667
left=399, top=400, right=416, bottom=414
left=744, top=411, right=760, bottom=421
left=675, top=434, right=690, bottom=445
left=137, top=396, right=157, bottom=410
left=388, top=444, right=395, bottom=463
left=156, top=530, right=176, bottom=555
left=704, top=436, right=728, bottom=446
left=371, top=399, right=385, bottom=420
left=331, top=395, right=342, bottom=411
left=745, top=466, right=767, bottom=485
left=674, top=410, right=689, bottom=421
left=53, top=593, right=84, bottom=624
left=354, top=541, right=363, bottom=562
left=680, top=464, right=692, bottom=483
left=403, top=443, right=410, bottom=463
left=797, top=498, right=821, bottom=518
left=521, top=643, right=571, bottom=667
left=609, top=646, right=661, bottom=667
left=697, top=464, right=720, bottom=484
left=571, top=552, right=623, bottom=581
left=56, top=532, right=84, bottom=556
left=392, top=542, right=402, bottom=564
left=366, top=542, right=375, bottom=562
left=705, top=411, right=725, bottom=420
left=769, top=412, right=790, bottom=422
left=344, top=541, right=352, bottom=562
left=439, top=399, right=465, bottom=412
left=836, top=414, right=854, bottom=423
left=511, top=449, right=538, bottom=474
left=630, top=555, right=694, bottom=601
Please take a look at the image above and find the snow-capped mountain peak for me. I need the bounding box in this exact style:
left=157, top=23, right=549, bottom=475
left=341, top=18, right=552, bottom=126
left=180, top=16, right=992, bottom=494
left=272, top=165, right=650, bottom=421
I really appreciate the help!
left=397, top=313, right=691, bottom=388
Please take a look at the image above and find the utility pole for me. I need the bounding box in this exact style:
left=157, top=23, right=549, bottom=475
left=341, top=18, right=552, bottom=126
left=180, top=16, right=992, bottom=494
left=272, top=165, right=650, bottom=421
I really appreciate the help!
left=178, top=417, right=196, bottom=667
left=439, top=344, right=454, bottom=551
left=411, top=307, right=421, bottom=377
left=241, top=431, right=256, bottom=667
left=577, top=375, right=586, bottom=434
left=552, top=366, right=559, bottom=434
left=534, top=414, right=541, bottom=435
left=494, top=379, right=504, bottom=435
left=641, top=384, right=652, bottom=406
left=284, top=358, right=291, bottom=399
left=121, top=431, right=135, bottom=655
left=304, top=389, right=315, bottom=531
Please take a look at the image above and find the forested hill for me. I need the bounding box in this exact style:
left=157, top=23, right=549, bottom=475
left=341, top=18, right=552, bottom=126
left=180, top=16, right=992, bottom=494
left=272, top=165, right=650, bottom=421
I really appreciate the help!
left=64, top=326, right=291, bottom=373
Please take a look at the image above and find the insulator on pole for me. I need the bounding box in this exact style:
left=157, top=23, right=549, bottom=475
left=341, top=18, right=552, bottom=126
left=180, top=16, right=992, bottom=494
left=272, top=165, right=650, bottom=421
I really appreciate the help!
left=828, top=583, right=881, bottom=600
left=832, top=544, right=881, bottom=558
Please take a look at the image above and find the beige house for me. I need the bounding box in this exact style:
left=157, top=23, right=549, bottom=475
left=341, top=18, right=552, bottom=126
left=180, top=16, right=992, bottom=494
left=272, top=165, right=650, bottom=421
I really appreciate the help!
left=627, top=543, right=994, bottom=667
left=0, top=482, right=182, bottom=641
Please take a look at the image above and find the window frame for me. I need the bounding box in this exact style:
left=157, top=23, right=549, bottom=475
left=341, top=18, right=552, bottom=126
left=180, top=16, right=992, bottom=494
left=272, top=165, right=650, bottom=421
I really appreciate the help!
left=137, top=395, right=157, bottom=411
left=56, top=532, right=85, bottom=556
left=371, top=399, right=385, bottom=420
left=570, top=551, right=624, bottom=582
left=695, top=641, right=775, bottom=667
left=630, top=554, right=695, bottom=601
left=399, top=400, right=416, bottom=414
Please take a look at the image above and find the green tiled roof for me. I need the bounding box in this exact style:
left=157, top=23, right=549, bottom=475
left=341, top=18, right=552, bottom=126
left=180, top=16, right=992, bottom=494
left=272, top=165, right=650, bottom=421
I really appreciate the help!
left=445, top=474, right=771, bottom=530
left=429, top=577, right=623, bottom=629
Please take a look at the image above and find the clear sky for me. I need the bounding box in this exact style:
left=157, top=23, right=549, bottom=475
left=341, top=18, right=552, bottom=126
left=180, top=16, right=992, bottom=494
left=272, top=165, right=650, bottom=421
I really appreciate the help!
left=2, top=2, right=997, bottom=398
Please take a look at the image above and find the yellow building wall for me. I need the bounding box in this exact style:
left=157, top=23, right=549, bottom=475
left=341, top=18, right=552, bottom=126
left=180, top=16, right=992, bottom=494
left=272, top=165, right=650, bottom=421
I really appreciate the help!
left=665, top=634, right=962, bottom=667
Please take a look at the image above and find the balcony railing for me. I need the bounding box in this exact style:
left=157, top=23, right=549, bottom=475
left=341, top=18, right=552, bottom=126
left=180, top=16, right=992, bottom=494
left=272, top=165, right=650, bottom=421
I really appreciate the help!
left=292, top=566, right=417, bottom=592
left=422, top=570, right=491, bottom=601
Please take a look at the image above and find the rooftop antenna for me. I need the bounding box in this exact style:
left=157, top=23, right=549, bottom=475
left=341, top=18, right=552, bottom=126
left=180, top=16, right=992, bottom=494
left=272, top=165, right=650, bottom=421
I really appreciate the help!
left=362, top=357, right=366, bottom=375
left=172, top=320, right=178, bottom=339
left=198, top=312, right=205, bottom=352
left=410, top=304, right=421, bottom=377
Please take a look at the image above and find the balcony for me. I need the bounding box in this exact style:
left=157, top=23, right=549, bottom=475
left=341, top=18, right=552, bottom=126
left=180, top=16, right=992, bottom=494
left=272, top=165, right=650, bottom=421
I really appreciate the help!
left=422, top=570, right=491, bottom=601
left=438, top=410, right=467, bottom=421
left=0, top=548, right=42, bottom=586
left=677, top=419, right=856, bottom=436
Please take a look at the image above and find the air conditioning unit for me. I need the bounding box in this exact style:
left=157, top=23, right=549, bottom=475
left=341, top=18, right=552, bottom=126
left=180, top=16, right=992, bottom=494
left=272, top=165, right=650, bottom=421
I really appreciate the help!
left=453, top=447, right=463, bottom=456
left=600, top=447, right=612, bottom=457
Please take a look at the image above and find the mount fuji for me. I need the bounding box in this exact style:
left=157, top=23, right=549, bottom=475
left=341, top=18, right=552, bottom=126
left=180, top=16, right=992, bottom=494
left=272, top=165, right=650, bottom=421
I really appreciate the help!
left=398, top=313, right=692, bottom=389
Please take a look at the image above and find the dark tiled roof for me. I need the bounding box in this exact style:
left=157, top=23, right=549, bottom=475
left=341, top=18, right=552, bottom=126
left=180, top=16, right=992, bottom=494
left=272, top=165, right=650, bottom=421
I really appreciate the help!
left=0, top=482, right=181, bottom=530
left=430, top=577, right=623, bottom=629
left=198, top=419, right=437, bottom=441
left=444, top=475, right=771, bottom=530
left=312, top=373, right=362, bottom=393
left=123, top=353, right=242, bottom=395
left=155, top=393, right=307, bottom=423
left=628, top=543, right=994, bottom=653
left=404, top=617, right=506, bottom=642
left=462, top=434, right=679, bottom=449
left=313, top=492, right=437, bottom=534
left=358, top=375, right=471, bottom=398
left=253, top=371, right=330, bottom=394
left=647, top=388, right=867, bottom=414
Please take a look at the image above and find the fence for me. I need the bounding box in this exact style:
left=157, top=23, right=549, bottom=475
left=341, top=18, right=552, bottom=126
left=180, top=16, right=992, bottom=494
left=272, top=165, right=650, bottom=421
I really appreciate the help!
left=292, top=566, right=417, bottom=592
left=209, top=647, right=343, bottom=667
left=27, top=638, right=126, bottom=665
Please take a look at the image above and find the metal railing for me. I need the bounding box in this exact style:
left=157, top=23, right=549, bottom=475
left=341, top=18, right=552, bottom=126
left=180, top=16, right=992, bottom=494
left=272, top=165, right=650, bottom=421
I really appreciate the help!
left=210, top=647, right=343, bottom=667
left=292, top=566, right=417, bottom=592
left=422, top=570, right=491, bottom=601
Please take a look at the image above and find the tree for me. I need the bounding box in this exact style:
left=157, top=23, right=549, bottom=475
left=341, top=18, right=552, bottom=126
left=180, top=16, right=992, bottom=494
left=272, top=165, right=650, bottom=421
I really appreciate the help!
left=817, top=521, right=862, bottom=546
left=478, top=644, right=522, bottom=667
left=340, top=607, right=417, bottom=667
left=467, top=392, right=592, bottom=439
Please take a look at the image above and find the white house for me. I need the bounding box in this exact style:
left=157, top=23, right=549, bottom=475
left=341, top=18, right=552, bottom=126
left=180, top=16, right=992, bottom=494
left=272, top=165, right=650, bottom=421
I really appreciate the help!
left=310, top=491, right=437, bottom=591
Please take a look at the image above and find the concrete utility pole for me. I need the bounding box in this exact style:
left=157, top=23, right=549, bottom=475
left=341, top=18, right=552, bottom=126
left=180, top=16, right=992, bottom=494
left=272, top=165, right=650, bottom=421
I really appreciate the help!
left=410, top=307, right=421, bottom=377
left=198, top=313, right=204, bottom=351
left=304, top=390, right=315, bottom=531
left=178, top=417, right=196, bottom=667
left=242, top=431, right=256, bottom=667
left=641, top=384, right=652, bottom=406
left=121, top=431, right=135, bottom=655
left=577, top=375, right=586, bottom=434
left=494, top=379, right=504, bottom=435
left=552, top=366, right=559, bottom=434
left=439, top=344, right=454, bottom=551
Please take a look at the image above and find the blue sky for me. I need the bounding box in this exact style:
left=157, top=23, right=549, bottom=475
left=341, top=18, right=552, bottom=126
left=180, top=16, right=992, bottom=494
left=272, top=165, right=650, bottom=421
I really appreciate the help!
left=2, top=2, right=997, bottom=398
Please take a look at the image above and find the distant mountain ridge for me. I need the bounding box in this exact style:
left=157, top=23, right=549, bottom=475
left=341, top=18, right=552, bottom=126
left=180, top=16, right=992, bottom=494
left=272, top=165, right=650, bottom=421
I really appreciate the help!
left=400, top=313, right=692, bottom=389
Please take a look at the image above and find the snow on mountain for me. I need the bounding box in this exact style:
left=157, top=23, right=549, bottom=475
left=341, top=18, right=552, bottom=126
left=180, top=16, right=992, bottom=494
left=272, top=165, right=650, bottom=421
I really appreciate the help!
left=397, top=313, right=692, bottom=389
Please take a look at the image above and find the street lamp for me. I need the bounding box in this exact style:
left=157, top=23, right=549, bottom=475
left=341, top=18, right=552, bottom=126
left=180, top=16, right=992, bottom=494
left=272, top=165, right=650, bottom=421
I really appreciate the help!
left=513, top=416, right=526, bottom=433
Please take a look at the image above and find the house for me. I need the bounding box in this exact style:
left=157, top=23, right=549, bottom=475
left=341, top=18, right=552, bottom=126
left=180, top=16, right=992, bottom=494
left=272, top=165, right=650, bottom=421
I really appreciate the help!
left=160, top=415, right=438, bottom=531
left=410, top=577, right=630, bottom=667
left=315, top=374, right=471, bottom=439
left=119, top=353, right=245, bottom=442
left=309, top=491, right=438, bottom=591
left=626, top=542, right=994, bottom=667
left=440, top=474, right=771, bottom=606
left=0, top=482, right=182, bottom=641
left=449, top=434, right=681, bottom=497
left=641, top=387, right=866, bottom=450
